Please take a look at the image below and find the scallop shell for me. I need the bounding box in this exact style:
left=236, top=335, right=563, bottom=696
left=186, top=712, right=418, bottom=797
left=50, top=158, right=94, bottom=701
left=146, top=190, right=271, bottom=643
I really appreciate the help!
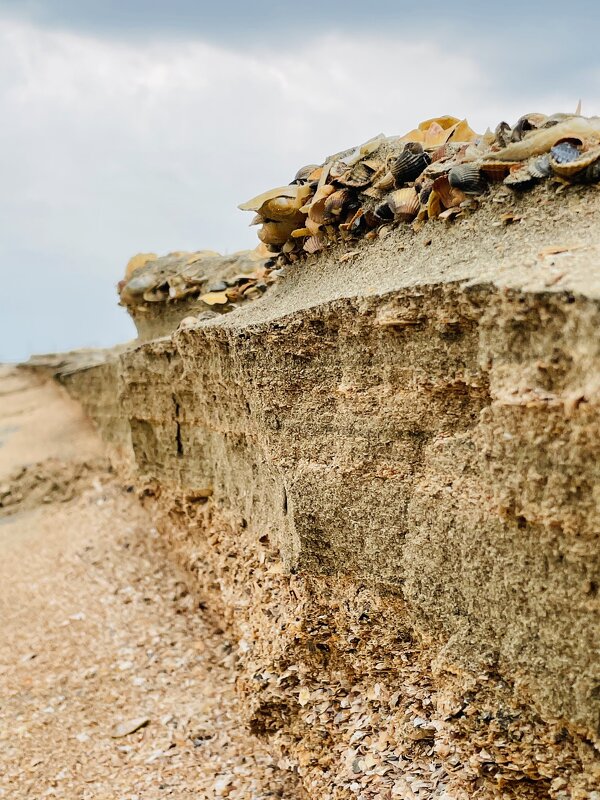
left=304, top=234, right=327, bottom=254
left=479, top=160, right=521, bottom=181
left=388, top=188, right=420, bottom=222
left=337, top=161, right=376, bottom=189
left=448, top=164, right=486, bottom=194
left=548, top=142, right=600, bottom=178
left=503, top=166, right=536, bottom=191
left=389, top=143, right=431, bottom=184
left=553, top=146, right=600, bottom=182
left=324, top=188, right=351, bottom=217
left=528, top=155, right=552, bottom=179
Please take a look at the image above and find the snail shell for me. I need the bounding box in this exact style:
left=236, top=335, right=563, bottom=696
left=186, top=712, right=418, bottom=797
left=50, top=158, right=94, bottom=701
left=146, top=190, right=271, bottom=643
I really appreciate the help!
left=388, top=188, right=420, bottom=222
left=448, top=164, right=487, bottom=194
left=389, top=143, right=431, bottom=184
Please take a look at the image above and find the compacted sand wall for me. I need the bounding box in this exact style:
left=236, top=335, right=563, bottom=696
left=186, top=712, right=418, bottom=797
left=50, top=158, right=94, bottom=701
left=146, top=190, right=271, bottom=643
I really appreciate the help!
left=55, top=187, right=600, bottom=799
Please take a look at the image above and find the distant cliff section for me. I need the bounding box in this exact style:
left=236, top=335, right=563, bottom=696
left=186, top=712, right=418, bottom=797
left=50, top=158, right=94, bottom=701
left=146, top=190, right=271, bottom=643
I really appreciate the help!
left=40, top=182, right=600, bottom=799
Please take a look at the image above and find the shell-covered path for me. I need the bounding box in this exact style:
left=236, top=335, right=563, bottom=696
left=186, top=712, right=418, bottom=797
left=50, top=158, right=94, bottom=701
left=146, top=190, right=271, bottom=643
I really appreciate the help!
left=0, top=367, right=300, bottom=800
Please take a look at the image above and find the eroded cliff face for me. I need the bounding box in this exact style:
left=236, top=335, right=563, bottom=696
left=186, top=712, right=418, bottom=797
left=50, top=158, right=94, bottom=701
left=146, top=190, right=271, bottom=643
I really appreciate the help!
left=54, top=187, right=600, bottom=799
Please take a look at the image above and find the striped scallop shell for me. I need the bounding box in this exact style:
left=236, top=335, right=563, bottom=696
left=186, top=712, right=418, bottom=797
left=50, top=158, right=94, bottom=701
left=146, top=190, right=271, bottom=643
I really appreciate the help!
left=448, top=164, right=487, bottom=194
left=389, top=143, right=431, bottom=184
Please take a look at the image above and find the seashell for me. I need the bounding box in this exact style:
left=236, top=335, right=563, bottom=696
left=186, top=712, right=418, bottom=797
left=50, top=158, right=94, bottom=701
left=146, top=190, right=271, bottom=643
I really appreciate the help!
left=125, top=252, right=157, bottom=280
left=426, top=190, right=442, bottom=219
left=550, top=144, right=600, bottom=181
left=125, top=272, right=162, bottom=297
left=291, top=164, right=320, bottom=184
left=448, top=164, right=487, bottom=194
left=510, top=113, right=548, bottom=142
left=528, top=154, right=552, bottom=179
left=258, top=220, right=296, bottom=246
left=373, top=170, right=395, bottom=191
left=337, top=161, right=376, bottom=189
left=304, top=234, right=327, bottom=254
left=389, top=142, right=431, bottom=184
left=503, top=166, right=536, bottom=191
left=479, top=160, right=521, bottom=181
left=143, top=284, right=169, bottom=303
left=324, top=188, right=352, bottom=217
left=259, top=195, right=307, bottom=222
left=487, top=117, right=600, bottom=162
left=432, top=175, right=467, bottom=208
left=250, top=213, right=264, bottom=226
left=374, top=200, right=394, bottom=222
left=388, top=187, right=420, bottom=222
left=495, top=121, right=511, bottom=148
left=239, top=184, right=312, bottom=212
left=291, top=227, right=311, bottom=238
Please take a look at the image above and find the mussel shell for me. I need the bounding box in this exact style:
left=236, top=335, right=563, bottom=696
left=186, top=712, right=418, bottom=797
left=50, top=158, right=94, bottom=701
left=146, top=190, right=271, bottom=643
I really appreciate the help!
left=389, top=143, right=431, bottom=184
left=448, top=164, right=486, bottom=194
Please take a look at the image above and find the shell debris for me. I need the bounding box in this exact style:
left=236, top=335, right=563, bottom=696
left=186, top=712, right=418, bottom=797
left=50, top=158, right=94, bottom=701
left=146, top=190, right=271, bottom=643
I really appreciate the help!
left=238, top=111, right=600, bottom=266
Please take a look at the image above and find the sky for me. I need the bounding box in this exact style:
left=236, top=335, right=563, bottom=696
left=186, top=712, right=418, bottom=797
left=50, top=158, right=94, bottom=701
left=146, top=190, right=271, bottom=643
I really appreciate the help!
left=1, top=1, right=599, bottom=361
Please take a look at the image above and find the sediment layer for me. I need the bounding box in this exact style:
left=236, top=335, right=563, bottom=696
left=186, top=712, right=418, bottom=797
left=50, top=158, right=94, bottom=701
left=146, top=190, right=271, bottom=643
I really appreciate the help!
left=51, top=186, right=600, bottom=798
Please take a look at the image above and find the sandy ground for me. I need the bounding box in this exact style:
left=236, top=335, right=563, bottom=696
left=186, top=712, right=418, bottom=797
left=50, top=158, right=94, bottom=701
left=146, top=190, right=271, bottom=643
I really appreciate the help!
left=0, top=367, right=300, bottom=800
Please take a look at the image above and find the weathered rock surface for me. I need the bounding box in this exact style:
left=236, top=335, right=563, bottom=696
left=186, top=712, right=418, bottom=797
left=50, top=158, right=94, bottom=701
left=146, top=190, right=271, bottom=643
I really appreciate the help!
left=50, top=185, right=600, bottom=798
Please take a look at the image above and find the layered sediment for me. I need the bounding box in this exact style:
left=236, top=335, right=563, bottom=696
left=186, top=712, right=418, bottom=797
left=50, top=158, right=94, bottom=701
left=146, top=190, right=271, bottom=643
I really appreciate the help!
left=48, top=184, right=600, bottom=798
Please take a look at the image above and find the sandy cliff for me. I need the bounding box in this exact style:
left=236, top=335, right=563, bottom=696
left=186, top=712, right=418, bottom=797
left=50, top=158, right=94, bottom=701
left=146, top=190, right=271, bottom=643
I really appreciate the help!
left=41, top=182, right=600, bottom=799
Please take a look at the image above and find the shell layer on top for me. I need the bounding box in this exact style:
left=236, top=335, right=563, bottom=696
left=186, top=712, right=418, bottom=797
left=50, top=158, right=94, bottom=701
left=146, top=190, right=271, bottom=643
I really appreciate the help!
left=238, top=111, right=600, bottom=265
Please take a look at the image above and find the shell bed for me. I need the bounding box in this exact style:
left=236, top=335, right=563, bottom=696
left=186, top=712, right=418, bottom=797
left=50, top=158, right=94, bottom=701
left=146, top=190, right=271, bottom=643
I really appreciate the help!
left=118, top=111, right=600, bottom=314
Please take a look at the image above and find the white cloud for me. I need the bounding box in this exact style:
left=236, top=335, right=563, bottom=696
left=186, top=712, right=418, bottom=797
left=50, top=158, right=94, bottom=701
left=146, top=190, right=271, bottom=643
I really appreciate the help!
left=0, top=18, right=596, bottom=359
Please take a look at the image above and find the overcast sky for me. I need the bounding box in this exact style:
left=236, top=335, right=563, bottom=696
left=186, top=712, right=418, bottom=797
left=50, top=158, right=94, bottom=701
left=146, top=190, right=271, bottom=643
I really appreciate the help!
left=1, top=1, right=599, bottom=361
